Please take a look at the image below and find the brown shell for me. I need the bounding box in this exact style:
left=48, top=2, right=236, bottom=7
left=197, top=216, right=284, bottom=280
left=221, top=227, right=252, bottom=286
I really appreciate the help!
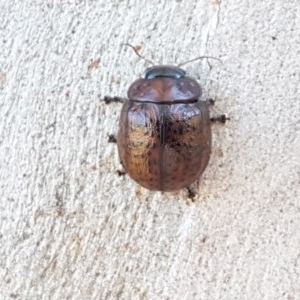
left=117, top=101, right=211, bottom=191
left=128, top=77, right=202, bottom=103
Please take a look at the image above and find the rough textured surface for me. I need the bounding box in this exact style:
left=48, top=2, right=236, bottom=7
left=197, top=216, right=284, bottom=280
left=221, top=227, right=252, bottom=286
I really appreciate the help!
left=0, top=1, right=299, bottom=299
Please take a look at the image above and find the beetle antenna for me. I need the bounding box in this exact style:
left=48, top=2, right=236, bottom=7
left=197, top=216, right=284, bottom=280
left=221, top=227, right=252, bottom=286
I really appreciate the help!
left=177, top=56, right=223, bottom=67
left=121, top=43, right=155, bottom=66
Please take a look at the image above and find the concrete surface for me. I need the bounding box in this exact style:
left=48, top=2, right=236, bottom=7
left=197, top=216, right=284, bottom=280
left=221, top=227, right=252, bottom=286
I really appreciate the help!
left=0, top=1, right=300, bottom=299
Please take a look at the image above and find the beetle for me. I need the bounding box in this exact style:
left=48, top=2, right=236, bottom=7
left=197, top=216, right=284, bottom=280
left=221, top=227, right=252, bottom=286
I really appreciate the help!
left=106, top=44, right=227, bottom=193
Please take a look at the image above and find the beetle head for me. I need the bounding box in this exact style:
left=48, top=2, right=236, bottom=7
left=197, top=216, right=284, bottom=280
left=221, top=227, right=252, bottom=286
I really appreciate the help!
left=145, top=65, right=186, bottom=79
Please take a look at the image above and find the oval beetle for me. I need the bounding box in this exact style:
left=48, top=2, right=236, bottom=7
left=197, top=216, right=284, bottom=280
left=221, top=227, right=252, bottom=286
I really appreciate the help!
left=106, top=44, right=228, bottom=193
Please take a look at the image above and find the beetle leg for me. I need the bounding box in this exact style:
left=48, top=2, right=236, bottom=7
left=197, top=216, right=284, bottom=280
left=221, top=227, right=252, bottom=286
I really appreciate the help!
left=108, top=134, right=125, bottom=175
left=116, top=160, right=126, bottom=176
left=116, top=170, right=126, bottom=176
left=108, top=134, right=117, bottom=143
left=210, top=114, right=230, bottom=123
left=204, top=98, right=215, bottom=106
left=104, top=96, right=126, bottom=104
left=187, top=187, right=196, bottom=201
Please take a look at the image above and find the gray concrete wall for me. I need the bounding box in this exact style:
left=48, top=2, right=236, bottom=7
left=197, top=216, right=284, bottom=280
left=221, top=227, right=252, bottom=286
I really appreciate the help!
left=1, top=1, right=299, bottom=299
